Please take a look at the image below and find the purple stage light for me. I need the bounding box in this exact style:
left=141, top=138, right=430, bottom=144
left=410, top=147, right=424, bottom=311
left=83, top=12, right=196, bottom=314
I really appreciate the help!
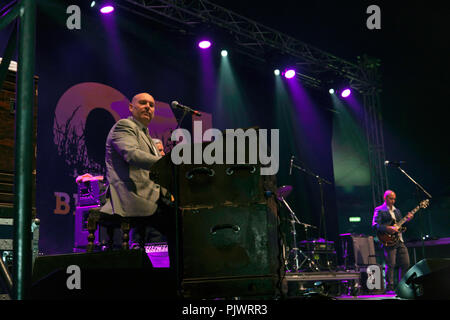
left=100, top=5, right=114, bottom=14
left=284, top=69, right=296, bottom=79
left=341, top=88, right=351, bottom=98
left=198, top=40, right=212, bottom=49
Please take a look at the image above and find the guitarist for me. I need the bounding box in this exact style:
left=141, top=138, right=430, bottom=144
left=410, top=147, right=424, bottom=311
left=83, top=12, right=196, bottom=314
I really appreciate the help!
left=372, top=190, right=414, bottom=293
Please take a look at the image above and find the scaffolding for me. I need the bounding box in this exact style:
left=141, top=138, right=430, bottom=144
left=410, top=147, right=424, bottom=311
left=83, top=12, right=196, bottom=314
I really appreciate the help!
left=0, top=0, right=36, bottom=300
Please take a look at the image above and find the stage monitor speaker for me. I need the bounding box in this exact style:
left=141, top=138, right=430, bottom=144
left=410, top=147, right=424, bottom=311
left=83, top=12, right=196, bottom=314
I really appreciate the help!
left=396, top=258, right=450, bottom=300
left=31, top=250, right=177, bottom=299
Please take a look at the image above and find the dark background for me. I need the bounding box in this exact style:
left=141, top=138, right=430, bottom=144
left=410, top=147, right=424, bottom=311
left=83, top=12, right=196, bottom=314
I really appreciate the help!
left=0, top=0, right=448, bottom=255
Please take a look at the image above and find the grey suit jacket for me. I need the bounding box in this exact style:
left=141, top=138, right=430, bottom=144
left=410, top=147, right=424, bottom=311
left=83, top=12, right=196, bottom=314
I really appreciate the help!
left=100, top=116, right=162, bottom=217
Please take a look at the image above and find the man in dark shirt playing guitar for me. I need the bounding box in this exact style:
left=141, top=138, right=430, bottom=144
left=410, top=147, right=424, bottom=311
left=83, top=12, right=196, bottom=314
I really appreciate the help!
left=372, top=190, right=414, bottom=293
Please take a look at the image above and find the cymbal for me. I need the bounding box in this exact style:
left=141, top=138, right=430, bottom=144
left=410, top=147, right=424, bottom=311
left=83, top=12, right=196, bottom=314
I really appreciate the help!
left=276, top=185, right=292, bottom=200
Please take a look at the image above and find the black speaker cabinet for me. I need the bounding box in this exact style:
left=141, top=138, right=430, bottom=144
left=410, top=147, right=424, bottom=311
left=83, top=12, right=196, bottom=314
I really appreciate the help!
left=31, top=250, right=177, bottom=299
left=397, top=258, right=450, bottom=300
left=176, top=142, right=266, bottom=208
left=181, top=203, right=283, bottom=298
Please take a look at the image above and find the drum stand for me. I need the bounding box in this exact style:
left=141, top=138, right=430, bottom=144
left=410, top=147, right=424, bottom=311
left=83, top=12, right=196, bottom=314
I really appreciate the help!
left=276, top=187, right=319, bottom=272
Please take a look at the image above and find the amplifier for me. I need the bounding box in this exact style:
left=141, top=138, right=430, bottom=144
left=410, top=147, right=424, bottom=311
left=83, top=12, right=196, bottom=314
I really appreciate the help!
left=299, top=239, right=335, bottom=251
left=339, top=233, right=376, bottom=268
left=76, top=175, right=107, bottom=207
left=74, top=205, right=100, bottom=249
left=302, top=250, right=338, bottom=271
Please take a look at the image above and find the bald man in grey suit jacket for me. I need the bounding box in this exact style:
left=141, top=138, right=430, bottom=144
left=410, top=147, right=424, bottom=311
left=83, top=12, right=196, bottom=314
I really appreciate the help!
left=101, top=93, right=172, bottom=246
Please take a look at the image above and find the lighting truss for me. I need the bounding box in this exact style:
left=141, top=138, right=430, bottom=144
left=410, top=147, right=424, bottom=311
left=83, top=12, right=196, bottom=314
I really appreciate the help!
left=120, top=0, right=379, bottom=93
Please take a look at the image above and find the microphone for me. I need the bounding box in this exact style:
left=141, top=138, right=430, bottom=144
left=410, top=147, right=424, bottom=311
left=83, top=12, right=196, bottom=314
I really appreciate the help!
left=171, top=101, right=201, bottom=116
left=289, top=156, right=294, bottom=175
left=384, top=160, right=406, bottom=167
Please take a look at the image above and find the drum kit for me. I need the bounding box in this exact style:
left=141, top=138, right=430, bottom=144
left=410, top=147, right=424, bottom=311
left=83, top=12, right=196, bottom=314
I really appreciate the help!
left=276, top=157, right=334, bottom=273
left=276, top=185, right=320, bottom=272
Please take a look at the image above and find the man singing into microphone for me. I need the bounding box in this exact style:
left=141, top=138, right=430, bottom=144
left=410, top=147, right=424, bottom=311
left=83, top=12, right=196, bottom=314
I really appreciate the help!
left=100, top=92, right=175, bottom=252
left=372, top=190, right=413, bottom=293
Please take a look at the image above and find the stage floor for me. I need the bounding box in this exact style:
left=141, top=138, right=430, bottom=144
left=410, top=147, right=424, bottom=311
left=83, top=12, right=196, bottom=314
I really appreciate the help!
left=335, top=293, right=400, bottom=300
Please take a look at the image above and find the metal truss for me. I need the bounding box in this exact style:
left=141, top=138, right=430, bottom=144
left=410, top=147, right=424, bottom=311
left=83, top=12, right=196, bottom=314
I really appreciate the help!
left=364, top=92, right=389, bottom=207
left=121, top=0, right=379, bottom=93
left=120, top=0, right=387, bottom=204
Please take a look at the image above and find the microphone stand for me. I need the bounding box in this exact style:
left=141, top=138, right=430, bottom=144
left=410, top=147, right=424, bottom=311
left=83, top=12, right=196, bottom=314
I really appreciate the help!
left=165, top=107, right=189, bottom=298
left=291, top=161, right=333, bottom=271
left=395, top=165, right=432, bottom=260
left=291, top=162, right=332, bottom=241
left=165, top=108, right=189, bottom=153
left=396, top=166, right=432, bottom=199
left=277, top=194, right=319, bottom=272
left=156, top=103, right=200, bottom=297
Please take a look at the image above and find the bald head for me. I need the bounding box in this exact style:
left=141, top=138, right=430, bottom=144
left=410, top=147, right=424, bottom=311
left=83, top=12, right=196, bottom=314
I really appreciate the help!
left=384, top=190, right=396, bottom=208
left=129, top=92, right=155, bottom=126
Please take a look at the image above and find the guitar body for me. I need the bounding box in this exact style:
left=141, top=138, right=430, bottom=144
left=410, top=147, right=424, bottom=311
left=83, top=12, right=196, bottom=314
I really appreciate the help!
left=377, top=225, right=406, bottom=247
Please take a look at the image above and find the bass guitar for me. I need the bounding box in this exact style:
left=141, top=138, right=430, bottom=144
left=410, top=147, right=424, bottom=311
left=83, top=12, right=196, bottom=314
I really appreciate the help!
left=377, top=199, right=430, bottom=247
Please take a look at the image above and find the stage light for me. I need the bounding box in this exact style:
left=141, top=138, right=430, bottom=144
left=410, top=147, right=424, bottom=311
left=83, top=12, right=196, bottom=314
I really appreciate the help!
left=90, top=1, right=96, bottom=7
left=341, top=88, right=351, bottom=98
left=274, top=69, right=280, bottom=76
left=329, top=88, right=335, bottom=94
left=100, top=5, right=114, bottom=14
left=198, top=40, right=211, bottom=49
left=284, top=69, right=296, bottom=79
left=221, top=50, right=228, bottom=57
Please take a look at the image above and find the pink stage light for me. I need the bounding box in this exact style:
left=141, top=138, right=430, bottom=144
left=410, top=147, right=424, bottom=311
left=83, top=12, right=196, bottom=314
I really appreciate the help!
left=341, top=88, right=351, bottom=98
left=198, top=40, right=212, bottom=49
left=100, top=5, right=114, bottom=14
left=284, top=69, right=296, bottom=79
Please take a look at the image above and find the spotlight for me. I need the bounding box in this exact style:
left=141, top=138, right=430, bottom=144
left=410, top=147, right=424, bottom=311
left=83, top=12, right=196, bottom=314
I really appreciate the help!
left=284, top=69, right=296, bottom=79
left=341, top=88, right=351, bottom=98
left=100, top=4, right=114, bottom=14
left=221, top=50, right=228, bottom=57
left=198, top=40, right=211, bottom=49
left=329, top=88, right=335, bottom=94
left=274, top=69, right=280, bottom=76
left=90, top=1, right=96, bottom=7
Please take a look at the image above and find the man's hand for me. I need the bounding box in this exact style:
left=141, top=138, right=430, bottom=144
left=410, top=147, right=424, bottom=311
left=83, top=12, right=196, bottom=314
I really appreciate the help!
left=387, top=226, right=399, bottom=234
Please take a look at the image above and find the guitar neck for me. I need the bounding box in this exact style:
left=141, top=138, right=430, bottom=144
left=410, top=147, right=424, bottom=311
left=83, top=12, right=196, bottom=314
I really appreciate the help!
left=396, top=206, right=419, bottom=227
